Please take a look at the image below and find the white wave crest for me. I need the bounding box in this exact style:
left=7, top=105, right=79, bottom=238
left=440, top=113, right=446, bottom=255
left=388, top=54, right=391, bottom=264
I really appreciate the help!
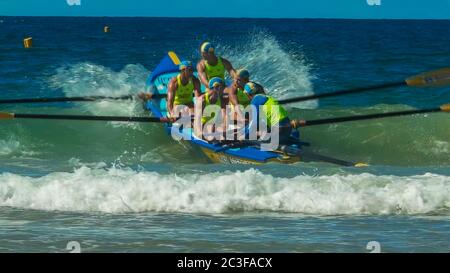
left=1, top=167, right=449, bottom=215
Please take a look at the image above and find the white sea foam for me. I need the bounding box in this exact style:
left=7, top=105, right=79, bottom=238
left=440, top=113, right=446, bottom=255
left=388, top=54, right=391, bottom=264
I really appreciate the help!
left=48, top=63, right=150, bottom=129
left=0, top=167, right=449, bottom=215
left=0, top=138, right=36, bottom=157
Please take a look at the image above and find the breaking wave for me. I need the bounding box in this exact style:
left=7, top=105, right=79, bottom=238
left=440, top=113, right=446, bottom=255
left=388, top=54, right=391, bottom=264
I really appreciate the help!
left=1, top=167, right=449, bottom=215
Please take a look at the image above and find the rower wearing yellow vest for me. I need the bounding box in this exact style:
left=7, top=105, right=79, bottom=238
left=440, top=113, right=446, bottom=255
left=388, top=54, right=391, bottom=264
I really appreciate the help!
left=195, top=77, right=227, bottom=139
left=197, top=42, right=237, bottom=87
left=243, top=82, right=297, bottom=143
left=166, top=61, right=202, bottom=117
left=226, top=69, right=265, bottom=112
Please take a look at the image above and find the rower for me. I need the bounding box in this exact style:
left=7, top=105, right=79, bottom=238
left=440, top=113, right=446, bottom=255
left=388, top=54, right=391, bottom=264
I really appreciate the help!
left=243, top=82, right=298, bottom=145
left=226, top=69, right=265, bottom=117
left=166, top=61, right=202, bottom=117
left=195, top=77, right=227, bottom=140
left=139, top=60, right=201, bottom=118
left=196, top=42, right=236, bottom=88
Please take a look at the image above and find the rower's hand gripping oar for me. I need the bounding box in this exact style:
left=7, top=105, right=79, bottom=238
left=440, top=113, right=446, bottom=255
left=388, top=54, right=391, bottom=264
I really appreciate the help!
left=291, top=103, right=450, bottom=127
left=0, top=112, right=176, bottom=123
left=279, top=68, right=450, bottom=105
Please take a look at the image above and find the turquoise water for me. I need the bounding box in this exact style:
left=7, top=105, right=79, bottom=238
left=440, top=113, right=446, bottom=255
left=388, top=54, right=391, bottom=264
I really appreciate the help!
left=0, top=17, right=450, bottom=252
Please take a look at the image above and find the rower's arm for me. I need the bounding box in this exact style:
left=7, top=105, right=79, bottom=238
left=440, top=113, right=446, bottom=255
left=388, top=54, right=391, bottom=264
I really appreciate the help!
left=194, top=95, right=205, bottom=137
left=227, top=86, right=239, bottom=107
left=196, top=61, right=210, bottom=87
left=255, top=82, right=266, bottom=95
left=220, top=97, right=228, bottom=131
left=226, top=86, right=244, bottom=119
left=167, top=78, right=177, bottom=117
left=222, top=58, right=237, bottom=79
left=246, top=96, right=267, bottom=138
left=193, top=77, right=202, bottom=97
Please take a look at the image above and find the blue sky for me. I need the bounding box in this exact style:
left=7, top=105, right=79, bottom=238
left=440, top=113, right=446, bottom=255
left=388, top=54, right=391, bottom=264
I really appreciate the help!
left=1, top=0, right=450, bottom=19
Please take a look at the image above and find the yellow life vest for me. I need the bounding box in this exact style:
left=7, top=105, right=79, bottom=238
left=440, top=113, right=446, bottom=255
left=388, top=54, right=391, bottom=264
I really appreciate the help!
left=201, top=90, right=222, bottom=124
left=174, top=74, right=194, bottom=105
left=261, top=96, right=289, bottom=127
left=204, top=57, right=225, bottom=81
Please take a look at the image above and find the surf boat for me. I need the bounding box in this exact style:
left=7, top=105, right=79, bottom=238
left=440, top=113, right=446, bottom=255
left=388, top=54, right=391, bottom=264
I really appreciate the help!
left=143, top=52, right=304, bottom=164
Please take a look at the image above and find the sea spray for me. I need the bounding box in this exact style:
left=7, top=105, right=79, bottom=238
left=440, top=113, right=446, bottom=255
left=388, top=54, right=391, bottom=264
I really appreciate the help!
left=48, top=63, right=150, bottom=129
left=206, top=30, right=316, bottom=108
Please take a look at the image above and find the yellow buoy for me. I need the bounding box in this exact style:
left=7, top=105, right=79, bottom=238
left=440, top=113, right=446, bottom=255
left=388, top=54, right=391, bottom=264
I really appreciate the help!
left=23, top=37, right=33, bottom=48
left=104, top=26, right=110, bottom=33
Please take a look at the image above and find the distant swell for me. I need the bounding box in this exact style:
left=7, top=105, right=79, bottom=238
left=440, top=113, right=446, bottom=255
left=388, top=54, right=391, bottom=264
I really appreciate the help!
left=1, top=167, right=449, bottom=215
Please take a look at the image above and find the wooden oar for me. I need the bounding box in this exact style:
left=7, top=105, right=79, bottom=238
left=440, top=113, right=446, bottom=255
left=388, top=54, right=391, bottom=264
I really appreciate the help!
left=0, top=93, right=168, bottom=105
left=279, top=68, right=450, bottom=105
left=293, top=104, right=450, bottom=127
left=0, top=112, right=174, bottom=123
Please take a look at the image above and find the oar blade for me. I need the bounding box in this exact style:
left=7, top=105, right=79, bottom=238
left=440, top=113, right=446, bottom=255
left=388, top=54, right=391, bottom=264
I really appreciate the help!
left=0, top=112, right=15, bottom=119
left=406, top=68, right=450, bottom=87
left=441, top=104, right=450, bottom=112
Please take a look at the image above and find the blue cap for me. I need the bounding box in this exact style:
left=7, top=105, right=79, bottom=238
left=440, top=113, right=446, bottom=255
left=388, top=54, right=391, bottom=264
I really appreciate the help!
left=237, top=69, right=250, bottom=79
left=179, top=61, right=192, bottom=71
left=244, top=82, right=258, bottom=95
left=201, top=42, right=215, bottom=53
left=209, top=77, right=224, bottom=89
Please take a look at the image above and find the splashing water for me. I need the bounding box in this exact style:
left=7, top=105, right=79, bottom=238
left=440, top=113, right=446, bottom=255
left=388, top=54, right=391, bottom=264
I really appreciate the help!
left=220, top=30, right=316, bottom=109
left=48, top=63, right=150, bottom=129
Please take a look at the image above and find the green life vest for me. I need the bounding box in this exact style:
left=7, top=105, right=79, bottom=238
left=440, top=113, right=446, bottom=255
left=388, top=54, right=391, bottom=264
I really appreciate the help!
left=236, top=87, right=251, bottom=107
left=204, top=57, right=225, bottom=82
left=174, top=74, right=194, bottom=105
left=261, top=96, right=289, bottom=127
left=201, top=91, right=222, bottom=124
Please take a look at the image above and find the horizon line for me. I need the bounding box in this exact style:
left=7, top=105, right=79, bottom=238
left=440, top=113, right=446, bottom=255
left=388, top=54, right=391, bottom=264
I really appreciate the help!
left=1, top=15, right=450, bottom=21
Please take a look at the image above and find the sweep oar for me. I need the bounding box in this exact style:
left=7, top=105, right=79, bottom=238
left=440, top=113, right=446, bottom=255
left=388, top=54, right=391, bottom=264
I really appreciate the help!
left=279, top=68, right=450, bottom=105
left=0, top=112, right=174, bottom=123
left=228, top=140, right=368, bottom=167
left=279, top=144, right=368, bottom=167
left=0, top=93, right=168, bottom=104
left=294, top=104, right=450, bottom=127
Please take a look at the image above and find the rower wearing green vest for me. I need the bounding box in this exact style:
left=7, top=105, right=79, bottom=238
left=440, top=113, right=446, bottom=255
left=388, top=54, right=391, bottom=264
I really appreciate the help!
left=166, top=61, right=202, bottom=117
left=243, top=82, right=297, bottom=144
left=197, top=42, right=237, bottom=87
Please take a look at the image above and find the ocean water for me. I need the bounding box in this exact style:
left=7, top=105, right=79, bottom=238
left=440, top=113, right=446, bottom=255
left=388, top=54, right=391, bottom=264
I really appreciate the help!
left=0, top=17, right=450, bottom=252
